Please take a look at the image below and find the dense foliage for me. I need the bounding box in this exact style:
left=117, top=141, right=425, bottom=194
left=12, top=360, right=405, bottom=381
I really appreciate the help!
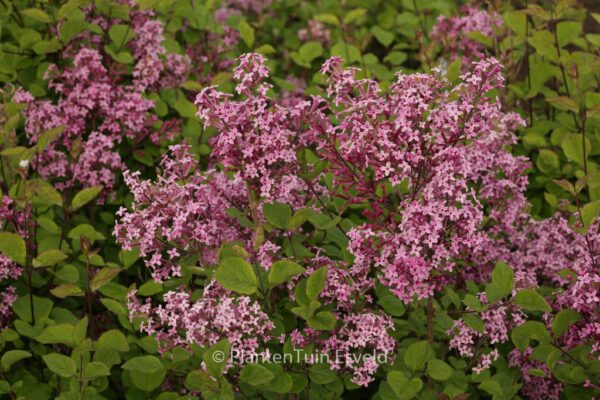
left=1, top=0, right=600, bottom=399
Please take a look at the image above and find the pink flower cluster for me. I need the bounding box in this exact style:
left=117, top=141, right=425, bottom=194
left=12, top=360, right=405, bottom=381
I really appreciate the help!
left=276, top=76, right=308, bottom=108
left=486, top=211, right=599, bottom=348
left=225, top=0, right=272, bottom=14
left=131, top=19, right=191, bottom=91
left=316, top=56, right=527, bottom=302
left=195, top=53, right=320, bottom=203
left=0, top=197, right=25, bottom=328
left=432, top=4, right=503, bottom=63
left=290, top=312, right=396, bottom=386
left=0, top=256, right=19, bottom=328
left=115, top=144, right=248, bottom=282
left=14, top=4, right=189, bottom=198
left=509, top=348, right=563, bottom=400
left=451, top=211, right=600, bottom=395
left=448, top=293, right=525, bottom=373
left=127, top=281, right=273, bottom=369
left=288, top=256, right=374, bottom=311
left=298, top=19, right=331, bottom=45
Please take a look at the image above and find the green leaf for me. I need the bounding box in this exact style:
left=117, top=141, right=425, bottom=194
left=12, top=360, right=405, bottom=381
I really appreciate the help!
left=255, top=44, right=276, bottom=55
left=238, top=20, right=255, bottom=48
left=108, top=24, right=135, bottom=46
left=377, top=294, right=406, bottom=317
left=12, top=295, right=53, bottom=323
left=291, top=306, right=311, bottom=320
left=261, top=364, right=293, bottom=393
left=514, top=288, right=551, bottom=312
left=553, top=178, right=575, bottom=195
left=100, top=298, right=127, bottom=315
left=180, top=81, right=203, bottom=92
left=122, top=356, right=163, bottom=374
left=43, top=353, right=77, bottom=378
left=71, top=186, right=103, bottom=210
left=263, top=202, right=291, bottom=230
left=1, top=350, right=32, bottom=371
left=51, top=283, right=84, bottom=298
left=387, top=371, right=423, bottom=400
left=173, top=98, right=197, bottom=118
left=331, top=41, right=361, bottom=63
left=288, top=208, right=315, bottom=230
left=97, top=329, right=129, bottom=352
left=73, top=316, right=88, bottom=342
left=529, top=30, right=558, bottom=60
left=308, top=213, right=340, bottom=230
left=427, top=359, right=453, bottom=381
left=385, top=51, right=407, bottom=66
left=344, top=8, right=367, bottom=24
left=37, top=126, right=65, bottom=152
left=119, top=248, right=140, bottom=269
left=479, top=380, right=503, bottom=396
left=56, top=2, right=80, bottom=19
left=557, top=21, right=582, bottom=47
left=22, top=8, right=51, bottom=23
left=130, top=368, right=166, bottom=392
left=34, top=182, right=63, bottom=206
left=581, top=200, right=600, bottom=229
left=60, top=19, right=86, bottom=43
left=529, top=368, right=547, bottom=377
left=268, top=260, right=305, bottom=287
left=203, top=339, right=230, bottom=377
left=307, top=311, right=336, bottom=330
left=299, top=41, right=323, bottom=63
left=33, top=39, right=62, bottom=54
left=466, top=31, right=493, bottom=48
left=0, top=233, right=26, bottom=266
left=306, top=267, right=327, bottom=301
left=485, top=262, right=514, bottom=302
left=84, top=361, right=110, bottom=379
left=33, top=249, right=67, bottom=268
left=371, top=26, right=394, bottom=47
left=464, top=293, right=485, bottom=311
left=215, top=257, right=258, bottom=295
left=314, top=14, right=340, bottom=26
left=219, top=242, right=250, bottom=261
left=105, top=45, right=134, bottom=64
left=309, top=363, right=338, bottom=384
left=551, top=310, right=581, bottom=337
left=185, top=370, right=215, bottom=392
left=68, top=224, right=105, bottom=241
left=91, top=267, right=121, bottom=292
left=553, top=363, right=586, bottom=384
left=511, top=321, right=550, bottom=351
left=503, top=10, right=527, bottom=38
left=138, top=280, right=163, bottom=296
left=536, top=149, right=560, bottom=174
left=404, top=341, right=431, bottom=372
left=463, top=313, right=485, bottom=333
left=294, top=279, right=309, bottom=307
left=1, top=147, right=28, bottom=158
left=547, top=96, right=579, bottom=112
left=36, top=324, right=74, bottom=345
left=240, top=364, right=274, bottom=386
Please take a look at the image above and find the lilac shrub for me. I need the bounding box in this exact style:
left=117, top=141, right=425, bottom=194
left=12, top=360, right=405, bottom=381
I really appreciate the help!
left=1, top=3, right=597, bottom=397
left=113, top=53, right=600, bottom=397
